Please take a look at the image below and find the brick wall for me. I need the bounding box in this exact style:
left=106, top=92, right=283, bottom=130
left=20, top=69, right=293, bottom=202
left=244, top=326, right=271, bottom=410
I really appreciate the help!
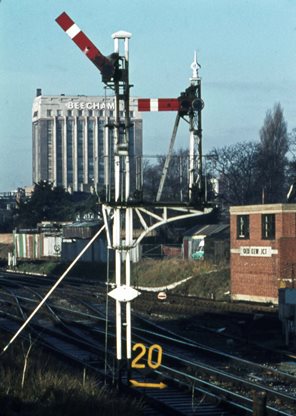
left=278, top=238, right=296, bottom=287
left=230, top=204, right=296, bottom=304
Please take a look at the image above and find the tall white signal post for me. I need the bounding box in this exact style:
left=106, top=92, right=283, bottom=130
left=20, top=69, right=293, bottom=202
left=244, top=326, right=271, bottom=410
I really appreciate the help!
left=2, top=14, right=213, bottom=381
left=55, top=12, right=212, bottom=378
left=105, top=31, right=140, bottom=363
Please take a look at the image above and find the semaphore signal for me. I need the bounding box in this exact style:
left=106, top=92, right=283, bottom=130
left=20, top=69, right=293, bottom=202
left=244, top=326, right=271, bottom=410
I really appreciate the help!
left=56, top=12, right=116, bottom=83
left=56, top=11, right=211, bottom=376
left=2, top=12, right=213, bottom=389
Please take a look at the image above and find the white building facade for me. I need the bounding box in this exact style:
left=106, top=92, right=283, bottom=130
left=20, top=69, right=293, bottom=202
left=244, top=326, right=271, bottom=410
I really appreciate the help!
left=32, top=90, right=143, bottom=193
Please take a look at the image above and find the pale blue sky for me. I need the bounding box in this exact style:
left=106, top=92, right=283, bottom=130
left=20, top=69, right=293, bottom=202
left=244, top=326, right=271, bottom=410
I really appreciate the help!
left=0, top=0, right=295, bottom=191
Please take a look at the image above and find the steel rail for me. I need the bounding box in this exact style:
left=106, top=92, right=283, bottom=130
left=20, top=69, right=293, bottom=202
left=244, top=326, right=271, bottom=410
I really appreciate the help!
left=0, top=314, right=232, bottom=416
left=131, top=324, right=296, bottom=383
left=1, top=222, right=106, bottom=354
left=0, top=282, right=295, bottom=414
left=153, top=364, right=292, bottom=416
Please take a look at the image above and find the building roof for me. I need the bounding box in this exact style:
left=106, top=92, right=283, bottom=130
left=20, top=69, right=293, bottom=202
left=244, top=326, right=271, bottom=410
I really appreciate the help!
left=230, top=203, right=296, bottom=215
left=63, top=221, right=103, bottom=239
left=184, top=223, right=229, bottom=238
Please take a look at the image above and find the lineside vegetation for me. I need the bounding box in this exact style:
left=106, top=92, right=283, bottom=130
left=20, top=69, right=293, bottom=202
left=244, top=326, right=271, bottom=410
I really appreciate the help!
left=0, top=335, right=143, bottom=416
left=131, top=258, right=230, bottom=300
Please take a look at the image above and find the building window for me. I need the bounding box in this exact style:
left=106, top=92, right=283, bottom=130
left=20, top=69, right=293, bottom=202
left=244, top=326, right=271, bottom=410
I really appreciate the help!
left=78, top=110, right=83, bottom=117
left=47, top=110, right=52, bottom=117
left=237, top=215, right=249, bottom=239
left=77, top=120, right=84, bottom=183
left=67, top=110, right=73, bottom=117
left=87, top=120, right=94, bottom=181
left=57, top=109, right=63, bottom=116
left=262, top=214, right=275, bottom=240
left=47, top=121, right=53, bottom=179
left=56, top=119, right=63, bottom=186
left=66, top=120, right=73, bottom=184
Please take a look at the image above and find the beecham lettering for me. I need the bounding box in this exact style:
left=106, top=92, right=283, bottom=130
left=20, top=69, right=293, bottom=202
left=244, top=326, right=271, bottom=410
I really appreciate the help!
left=66, top=101, right=115, bottom=110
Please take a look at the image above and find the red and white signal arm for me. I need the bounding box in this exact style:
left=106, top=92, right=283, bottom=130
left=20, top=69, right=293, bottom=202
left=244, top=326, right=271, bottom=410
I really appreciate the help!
left=157, top=291, right=167, bottom=301
left=56, top=12, right=114, bottom=80
left=56, top=13, right=197, bottom=113
left=138, top=98, right=180, bottom=112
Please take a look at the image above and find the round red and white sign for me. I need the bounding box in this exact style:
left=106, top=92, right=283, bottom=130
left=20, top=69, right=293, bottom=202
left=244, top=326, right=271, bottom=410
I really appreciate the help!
left=157, top=291, right=167, bottom=301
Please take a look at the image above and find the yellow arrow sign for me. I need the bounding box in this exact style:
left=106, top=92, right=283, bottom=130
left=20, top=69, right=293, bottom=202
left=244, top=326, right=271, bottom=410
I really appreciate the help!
left=129, top=379, right=167, bottom=389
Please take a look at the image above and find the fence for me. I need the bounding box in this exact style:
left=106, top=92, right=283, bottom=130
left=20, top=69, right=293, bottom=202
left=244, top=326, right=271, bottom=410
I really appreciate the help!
left=141, top=244, right=182, bottom=259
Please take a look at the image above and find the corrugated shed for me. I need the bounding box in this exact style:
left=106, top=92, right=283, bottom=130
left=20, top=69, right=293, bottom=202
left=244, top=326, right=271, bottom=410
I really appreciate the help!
left=42, top=235, right=62, bottom=257
left=63, top=222, right=102, bottom=239
left=15, top=233, right=41, bottom=259
left=184, top=223, right=229, bottom=238
left=14, top=233, right=62, bottom=259
left=61, top=238, right=108, bottom=263
left=183, top=223, right=230, bottom=261
left=162, top=245, right=182, bottom=258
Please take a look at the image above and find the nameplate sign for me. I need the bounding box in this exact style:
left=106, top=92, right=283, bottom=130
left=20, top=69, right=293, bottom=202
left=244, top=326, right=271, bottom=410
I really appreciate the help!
left=240, top=246, right=272, bottom=257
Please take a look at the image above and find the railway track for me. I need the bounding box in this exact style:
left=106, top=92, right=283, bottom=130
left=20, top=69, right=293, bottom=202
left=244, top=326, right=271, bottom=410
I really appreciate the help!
left=0, top=277, right=232, bottom=415
left=0, top=272, right=295, bottom=415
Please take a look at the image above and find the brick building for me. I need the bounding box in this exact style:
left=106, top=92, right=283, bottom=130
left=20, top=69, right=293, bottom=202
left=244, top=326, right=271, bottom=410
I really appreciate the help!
left=230, top=204, right=296, bottom=304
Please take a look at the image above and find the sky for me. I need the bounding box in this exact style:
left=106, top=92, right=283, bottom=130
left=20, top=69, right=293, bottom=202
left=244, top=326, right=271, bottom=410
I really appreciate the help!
left=0, top=0, right=296, bottom=191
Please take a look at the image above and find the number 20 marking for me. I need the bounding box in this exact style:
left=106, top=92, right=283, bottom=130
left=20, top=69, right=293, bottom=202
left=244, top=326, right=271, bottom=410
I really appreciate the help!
left=131, top=343, right=163, bottom=369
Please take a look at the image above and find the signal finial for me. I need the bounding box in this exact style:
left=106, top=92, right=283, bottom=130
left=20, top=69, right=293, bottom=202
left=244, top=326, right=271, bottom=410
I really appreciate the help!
left=190, top=50, right=200, bottom=82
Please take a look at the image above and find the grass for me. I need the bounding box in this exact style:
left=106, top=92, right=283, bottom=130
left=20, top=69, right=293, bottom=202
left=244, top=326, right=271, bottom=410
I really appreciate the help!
left=7, top=260, right=108, bottom=282
left=4, top=257, right=230, bottom=301
left=0, top=335, right=144, bottom=416
left=131, top=258, right=230, bottom=300
left=11, top=260, right=60, bottom=275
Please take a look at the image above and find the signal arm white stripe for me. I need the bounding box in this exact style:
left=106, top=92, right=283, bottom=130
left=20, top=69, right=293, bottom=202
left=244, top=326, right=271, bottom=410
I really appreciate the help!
left=150, top=99, right=158, bottom=112
left=66, top=24, right=81, bottom=39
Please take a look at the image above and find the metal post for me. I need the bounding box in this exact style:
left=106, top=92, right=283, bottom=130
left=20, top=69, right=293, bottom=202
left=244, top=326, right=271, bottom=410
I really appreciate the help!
left=104, top=123, right=110, bottom=200
left=204, top=156, right=207, bottom=202
left=104, top=86, right=111, bottom=201
left=156, top=114, right=180, bottom=201
left=189, top=124, right=195, bottom=200
left=113, top=209, right=122, bottom=360
left=112, top=43, right=122, bottom=365
left=197, top=81, right=203, bottom=193
left=179, top=155, right=183, bottom=202
left=188, top=51, right=203, bottom=201
left=125, top=207, right=133, bottom=359
left=111, top=32, right=132, bottom=374
left=114, top=90, right=120, bottom=202
left=124, top=35, right=131, bottom=203
left=253, top=391, right=267, bottom=416
left=123, top=33, right=132, bottom=367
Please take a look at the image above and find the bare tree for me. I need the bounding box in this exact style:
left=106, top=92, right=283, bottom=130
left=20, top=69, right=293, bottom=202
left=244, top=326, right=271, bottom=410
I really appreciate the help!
left=142, top=149, right=189, bottom=202
left=142, top=158, right=161, bottom=200
left=209, top=141, right=260, bottom=206
left=286, top=128, right=296, bottom=193
left=257, top=103, right=289, bottom=203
